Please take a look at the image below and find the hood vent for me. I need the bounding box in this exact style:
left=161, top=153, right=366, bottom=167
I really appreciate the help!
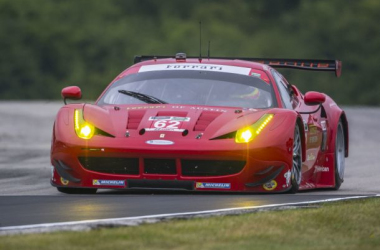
left=194, top=111, right=222, bottom=131
left=127, top=110, right=146, bottom=129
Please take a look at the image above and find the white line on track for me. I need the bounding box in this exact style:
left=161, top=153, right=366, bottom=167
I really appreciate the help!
left=0, top=195, right=377, bottom=235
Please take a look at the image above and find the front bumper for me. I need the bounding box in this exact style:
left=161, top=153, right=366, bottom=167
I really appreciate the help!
left=51, top=141, right=292, bottom=193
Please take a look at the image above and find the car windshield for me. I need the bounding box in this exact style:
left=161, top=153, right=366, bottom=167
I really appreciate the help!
left=97, top=70, right=275, bottom=109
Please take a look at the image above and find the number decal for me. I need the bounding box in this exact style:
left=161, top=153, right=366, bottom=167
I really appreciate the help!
left=154, top=120, right=167, bottom=128
left=148, top=117, right=189, bottom=132
left=153, top=120, right=180, bottom=129
left=167, top=121, right=180, bottom=129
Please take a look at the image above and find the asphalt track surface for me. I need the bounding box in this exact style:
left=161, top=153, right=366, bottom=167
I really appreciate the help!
left=0, top=102, right=379, bottom=228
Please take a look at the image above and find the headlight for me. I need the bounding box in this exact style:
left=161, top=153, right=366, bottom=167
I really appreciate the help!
left=235, top=114, right=274, bottom=143
left=74, top=109, right=95, bottom=139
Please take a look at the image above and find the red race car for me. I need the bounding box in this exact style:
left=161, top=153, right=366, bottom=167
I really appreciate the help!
left=51, top=53, right=348, bottom=194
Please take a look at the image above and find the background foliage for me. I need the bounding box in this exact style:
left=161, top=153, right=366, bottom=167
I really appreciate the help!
left=1, top=0, right=379, bottom=105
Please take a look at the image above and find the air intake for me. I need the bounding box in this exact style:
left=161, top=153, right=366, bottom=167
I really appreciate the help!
left=127, top=110, right=146, bottom=129
left=194, top=111, right=221, bottom=131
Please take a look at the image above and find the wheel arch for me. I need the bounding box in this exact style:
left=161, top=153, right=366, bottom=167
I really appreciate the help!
left=340, top=111, right=349, bottom=157
left=296, top=116, right=306, bottom=162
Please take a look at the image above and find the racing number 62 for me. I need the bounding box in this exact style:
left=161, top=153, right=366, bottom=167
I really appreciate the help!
left=153, top=120, right=180, bottom=129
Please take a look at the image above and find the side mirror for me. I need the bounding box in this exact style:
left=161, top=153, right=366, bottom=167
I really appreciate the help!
left=61, top=86, right=82, bottom=105
left=304, top=91, right=325, bottom=106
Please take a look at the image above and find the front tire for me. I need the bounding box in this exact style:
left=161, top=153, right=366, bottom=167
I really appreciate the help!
left=57, top=187, right=97, bottom=194
left=334, top=121, right=345, bottom=190
left=290, top=124, right=302, bottom=193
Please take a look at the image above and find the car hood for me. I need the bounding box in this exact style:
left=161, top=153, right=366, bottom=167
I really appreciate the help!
left=83, top=104, right=271, bottom=140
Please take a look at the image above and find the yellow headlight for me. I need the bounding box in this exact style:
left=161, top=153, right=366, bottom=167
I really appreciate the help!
left=235, top=114, right=274, bottom=143
left=74, top=109, right=95, bottom=139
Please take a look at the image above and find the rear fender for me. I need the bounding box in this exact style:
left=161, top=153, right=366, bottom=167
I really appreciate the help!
left=322, top=97, right=349, bottom=157
left=340, top=111, right=349, bottom=157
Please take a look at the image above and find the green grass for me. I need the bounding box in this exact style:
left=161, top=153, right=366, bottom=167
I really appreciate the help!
left=1, top=198, right=380, bottom=250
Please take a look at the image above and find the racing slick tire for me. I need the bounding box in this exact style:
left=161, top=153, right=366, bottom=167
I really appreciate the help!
left=289, top=124, right=302, bottom=193
left=57, top=187, right=98, bottom=194
left=333, top=120, right=345, bottom=190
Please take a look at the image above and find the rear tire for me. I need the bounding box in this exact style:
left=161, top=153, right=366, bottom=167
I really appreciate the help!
left=289, top=124, right=302, bottom=193
left=57, top=187, right=97, bottom=194
left=334, top=121, right=345, bottom=190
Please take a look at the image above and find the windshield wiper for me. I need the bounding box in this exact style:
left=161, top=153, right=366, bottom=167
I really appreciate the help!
left=118, top=90, right=167, bottom=104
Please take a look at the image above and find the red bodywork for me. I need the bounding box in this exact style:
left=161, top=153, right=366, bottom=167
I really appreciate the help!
left=51, top=58, right=349, bottom=193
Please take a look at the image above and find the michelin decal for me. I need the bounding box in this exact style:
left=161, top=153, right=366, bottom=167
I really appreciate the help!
left=196, top=182, right=231, bottom=189
left=93, top=179, right=125, bottom=186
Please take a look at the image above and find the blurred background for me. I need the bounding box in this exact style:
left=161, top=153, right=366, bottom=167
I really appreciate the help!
left=1, top=0, right=379, bottom=105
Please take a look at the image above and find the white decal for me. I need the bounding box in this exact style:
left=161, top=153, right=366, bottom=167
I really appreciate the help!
left=149, top=116, right=190, bottom=122
left=321, top=120, right=327, bottom=131
left=145, top=128, right=184, bottom=132
left=154, top=120, right=169, bottom=128
left=190, top=107, right=227, bottom=112
left=303, top=120, right=308, bottom=132
left=146, top=140, right=174, bottom=145
left=196, top=182, right=231, bottom=189
left=153, top=120, right=180, bottom=129
left=307, top=153, right=316, bottom=161
left=93, top=179, right=125, bottom=186
left=284, top=170, right=291, bottom=187
left=303, top=182, right=316, bottom=189
left=314, top=166, right=329, bottom=173
left=139, top=64, right=251, bottom=76
left=167, top=121, right=181, bottom=128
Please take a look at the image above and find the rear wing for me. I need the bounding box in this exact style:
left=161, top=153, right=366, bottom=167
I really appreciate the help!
left=134, top=55, right=342, bottom=77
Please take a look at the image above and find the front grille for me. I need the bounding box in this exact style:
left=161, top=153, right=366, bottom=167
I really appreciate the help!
left=128, top=179, right=194, bottom=190
left=78, top=157, right=139, bottom=175
left=144, top=159, right=177, bottom=175
left=181, top=159, right=246, bottom=176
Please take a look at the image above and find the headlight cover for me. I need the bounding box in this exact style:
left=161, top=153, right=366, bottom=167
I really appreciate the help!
left=74, top=109, right=95, bottom=139
left=235, top=114, right=274, bottom=143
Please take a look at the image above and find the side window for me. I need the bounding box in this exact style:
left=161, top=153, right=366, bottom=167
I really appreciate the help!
left=272, top=70, right=293, bottom=109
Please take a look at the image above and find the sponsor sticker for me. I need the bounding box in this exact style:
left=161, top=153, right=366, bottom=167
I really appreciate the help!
left=146, top=140, right=174, bottom=145
left=190, top=106, right=227, bottom=112
left=60, top=177, right=69, bottom=186
left=309, top=126, right=318, bottom=135
left=303, top=182, right=316, bottom=189
left=263, top=180, right=277, bottom=191
left=92, top=179, right=125, bottom=186
left=149, top=116, right=190, bottom=122
left=309, top=135, right=318, bottom=143
left=307, top=153, right=316, bottom=161
left=321, top=120, right=327, bottom=131
left=250, top=72, right=261, bottom=78
left=196, top=182, right=231, bottom=189
left=284, top=170, right=291, bottom=187
left=314, top=166, right=329, bottom=174
left=139, top=64, right=251, bottom=76
left=303, top=120, right=308, bottom=132
left=126, top=105, right=167, bottom=110
left=145, top=128, right=184, bottom=132
left=148, top=116, right=190, bottom=132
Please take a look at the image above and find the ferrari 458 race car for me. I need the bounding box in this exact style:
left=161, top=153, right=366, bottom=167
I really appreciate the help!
left=51, top=53, right=348, bottom=194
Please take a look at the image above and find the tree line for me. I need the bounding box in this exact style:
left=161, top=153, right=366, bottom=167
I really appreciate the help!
left=1, top=0, right=379, bottom=105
